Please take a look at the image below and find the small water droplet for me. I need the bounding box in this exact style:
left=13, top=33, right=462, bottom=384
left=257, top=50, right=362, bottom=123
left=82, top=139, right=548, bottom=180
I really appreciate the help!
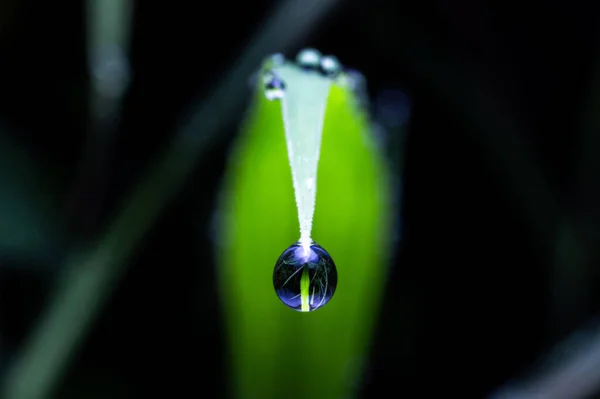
left=320, top=55, right=342, bottom=77
left=269, top=52, right=286, bottom=66
left=296, top=48, right=322, bottom=72
left=263, top=70, right=286, bottom=101
left=273, top=241, right=338, bottom=312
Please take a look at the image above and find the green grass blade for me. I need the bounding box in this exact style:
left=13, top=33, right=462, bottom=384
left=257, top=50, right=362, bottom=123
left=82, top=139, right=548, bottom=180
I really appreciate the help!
left=217, top=74, right=392, bottom=399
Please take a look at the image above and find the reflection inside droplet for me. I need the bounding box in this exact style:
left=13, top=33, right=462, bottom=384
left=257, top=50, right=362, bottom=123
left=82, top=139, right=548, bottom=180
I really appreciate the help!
left=273, top=241, right=338, bottom=312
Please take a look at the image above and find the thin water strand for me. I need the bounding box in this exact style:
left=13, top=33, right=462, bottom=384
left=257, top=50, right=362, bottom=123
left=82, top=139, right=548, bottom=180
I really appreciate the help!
left=272, top=63, right=332, bottom=251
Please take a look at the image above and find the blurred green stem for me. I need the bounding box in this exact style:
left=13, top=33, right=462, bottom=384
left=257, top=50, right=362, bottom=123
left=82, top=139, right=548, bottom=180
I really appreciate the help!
left=67, top=0, right=132, bottom=236
left=1, top=0, right=342, bottom=397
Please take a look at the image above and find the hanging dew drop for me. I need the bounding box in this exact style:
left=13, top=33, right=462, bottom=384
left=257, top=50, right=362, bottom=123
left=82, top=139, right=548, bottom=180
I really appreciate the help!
left=296, top=48, right=322, bottom=72
left=263, top=70, right=286, bottom=101
left=265, top=49, right=347, bottom=312
left=273, top=241, right=338, bottom=312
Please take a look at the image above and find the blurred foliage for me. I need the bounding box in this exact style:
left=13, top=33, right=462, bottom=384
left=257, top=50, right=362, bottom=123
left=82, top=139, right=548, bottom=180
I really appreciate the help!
left=0, top=131, right=62, bottom=264
left=217, top=77, right=392, bottom=399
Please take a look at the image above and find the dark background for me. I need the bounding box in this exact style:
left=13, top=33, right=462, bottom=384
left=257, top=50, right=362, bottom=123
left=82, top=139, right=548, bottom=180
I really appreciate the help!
left=1, top=0, right=600, bottom=397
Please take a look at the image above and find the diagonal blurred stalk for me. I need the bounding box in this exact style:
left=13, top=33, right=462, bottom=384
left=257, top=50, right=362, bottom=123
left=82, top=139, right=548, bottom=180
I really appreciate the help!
left=488, top=315, right=600, bottom=399
left=65, top=0, right=132, bottom=238
left=2, top=0, right=132, bottom=396
left=1, top=0, right=343, bottom=397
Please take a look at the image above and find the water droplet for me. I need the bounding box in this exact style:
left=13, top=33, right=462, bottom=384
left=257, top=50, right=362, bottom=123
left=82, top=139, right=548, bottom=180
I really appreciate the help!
left=263, top=70, right=286, bottom=101
left=296, top=48, right=322, bottom=71
left=273, top=241, right=338, bottom=312
left=320, top=55, right=342, bottom=77
left=269, top=52, right=286, bottom=67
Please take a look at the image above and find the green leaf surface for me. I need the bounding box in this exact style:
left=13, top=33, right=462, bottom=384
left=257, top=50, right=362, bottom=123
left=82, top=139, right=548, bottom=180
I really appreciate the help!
left=218, top=76, right=392, bottom=399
